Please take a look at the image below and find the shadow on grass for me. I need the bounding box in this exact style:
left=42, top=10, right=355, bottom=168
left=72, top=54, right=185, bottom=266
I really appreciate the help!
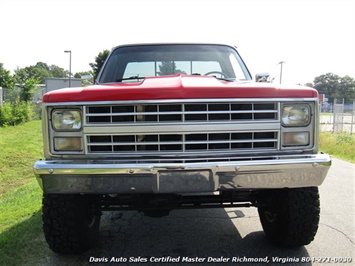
left=0, top=210, right=48, bottom=265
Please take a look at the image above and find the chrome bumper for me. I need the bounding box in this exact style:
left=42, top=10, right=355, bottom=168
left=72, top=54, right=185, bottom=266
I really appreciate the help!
left=34, top=154, right=331, bottom=194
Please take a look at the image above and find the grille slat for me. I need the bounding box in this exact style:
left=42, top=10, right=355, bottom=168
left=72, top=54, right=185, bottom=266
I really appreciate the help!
left=86, top=102, right=278, bottom=124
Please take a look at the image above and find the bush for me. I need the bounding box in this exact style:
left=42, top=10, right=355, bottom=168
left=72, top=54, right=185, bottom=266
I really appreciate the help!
left=0, top=101, right=34, bottom=126
left=0, top=102, right=12, bottom=125
left=31, top=103, right=42, bottom=120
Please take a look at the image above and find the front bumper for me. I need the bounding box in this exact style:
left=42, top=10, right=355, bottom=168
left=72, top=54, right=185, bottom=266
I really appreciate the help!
left=34, top=154, right=331, bottom=194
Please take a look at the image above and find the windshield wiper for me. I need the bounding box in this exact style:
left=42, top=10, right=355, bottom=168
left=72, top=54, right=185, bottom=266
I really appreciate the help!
left=116, top=76, right=145, bottom=82
left=192, top=73, right=235, bottom=82
left=213, top=76, right=237, bottom=82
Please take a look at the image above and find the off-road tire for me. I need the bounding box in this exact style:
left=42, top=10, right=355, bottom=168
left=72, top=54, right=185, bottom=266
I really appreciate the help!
left=42, top=194, right=102, bottom=254
left=258, top=187, right=320, bottom=247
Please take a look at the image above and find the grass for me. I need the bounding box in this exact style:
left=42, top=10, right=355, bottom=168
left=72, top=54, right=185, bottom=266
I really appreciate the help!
left=0, top=182, right=48, bottom=265
left=320, top=131, right=355, bottom=163
left=0, top=120, right=43, bottom=194
left=0, top=120, right=48, bottom=265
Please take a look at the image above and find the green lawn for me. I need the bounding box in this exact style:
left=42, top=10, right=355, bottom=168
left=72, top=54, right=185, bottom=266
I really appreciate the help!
left=320, top=131, right=355, bottom=163
left=0, top=120, right=43, bottom=194
left=0, top=120, right=48, bottom=265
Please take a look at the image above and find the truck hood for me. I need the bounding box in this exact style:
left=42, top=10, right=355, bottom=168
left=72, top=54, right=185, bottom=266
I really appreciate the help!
left=43, top=74, right=318, bottom=103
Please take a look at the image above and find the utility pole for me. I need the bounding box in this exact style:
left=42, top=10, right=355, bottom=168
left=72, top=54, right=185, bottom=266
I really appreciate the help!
left=278, top=61, right=285, bottom=84
left=64, top=50, right=72, bottom=87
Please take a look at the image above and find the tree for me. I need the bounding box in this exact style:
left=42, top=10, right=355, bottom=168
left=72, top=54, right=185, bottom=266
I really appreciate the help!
left=20, top=76, right=40, bottom=102
left=14, top=62, right=67, bottom=84
left=74, top=71, right=94, bottom=86
left=74, top=71, right=93, bottom=79
left=0, top=63, right=14, bottom=89
left=90, top=50, right=110, bottom=80
left=313, top=73, right=355, bottom=103
left=157, top=61, right=186, bottom=76
left=339, top=75, right=355, bottom=102
left=49, top=64, right=68, bottom=78
left=305, top=82, right=314, bottom=88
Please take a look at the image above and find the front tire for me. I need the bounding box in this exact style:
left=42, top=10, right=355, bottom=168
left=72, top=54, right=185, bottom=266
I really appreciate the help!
left=258, top=187, right=320, bottom=247
left=42, top=194, right=102, bottom=254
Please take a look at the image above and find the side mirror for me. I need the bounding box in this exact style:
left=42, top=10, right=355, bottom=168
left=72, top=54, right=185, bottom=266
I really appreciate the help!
left=255, top=72, right=271, bottom=83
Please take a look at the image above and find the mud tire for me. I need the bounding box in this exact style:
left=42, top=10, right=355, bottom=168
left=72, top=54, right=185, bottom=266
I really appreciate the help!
left=258, top=187, right=320, bottom=247
left=42, top=194, right=101, bottom=254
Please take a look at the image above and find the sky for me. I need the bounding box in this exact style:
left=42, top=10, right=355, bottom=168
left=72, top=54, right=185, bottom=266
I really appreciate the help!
left=0, top=0, right=354, bottom=85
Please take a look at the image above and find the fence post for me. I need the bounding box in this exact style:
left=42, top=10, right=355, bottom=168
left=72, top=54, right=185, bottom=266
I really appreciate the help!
left=333, top=99, right=336, bottom=132
left=352, top=99, right=355, bottom=134
left=333, top=98, right=345, bottom=133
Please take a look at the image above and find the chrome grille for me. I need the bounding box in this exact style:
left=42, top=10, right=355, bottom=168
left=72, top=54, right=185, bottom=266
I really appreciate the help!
left=85, top=102, right=278, bottom=124
left=84, top=101, right=280, bottom=156
left=87, top=131, right=278, bottom=154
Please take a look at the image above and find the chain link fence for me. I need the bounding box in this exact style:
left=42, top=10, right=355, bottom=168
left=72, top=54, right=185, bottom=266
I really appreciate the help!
left=320, top=99, right=355, bottom=133
left=0, top=87, right=42, bottom=124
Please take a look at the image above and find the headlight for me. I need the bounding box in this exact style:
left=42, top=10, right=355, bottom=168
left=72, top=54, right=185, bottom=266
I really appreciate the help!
left=52, top=109, right=82, bottom=131
left=54, top=137, right=82, bottom=151
left=283, top=132, right=309, bottom=146
left=281, top=104, right=310, bottom=127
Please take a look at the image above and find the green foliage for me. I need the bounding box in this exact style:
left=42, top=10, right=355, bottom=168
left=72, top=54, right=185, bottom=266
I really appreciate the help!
left=313, top=73, right=355, bottom=104
left=31, top=103, right=42, bottom=120
left=14, top=62, right=68, bottom=84
left=0, top=102, right=12, bottom=125
left=0, top=63, right=14, bottom=89
left=304, top=82, right=314, bottom=88
left=2, top=87, right=21, bottom=103
left=74, top=71, right=93, bottom=79
left=74, top=70, right=94, bottom=86
left=20, top=76, right=40, bottom=102
left=90, top=49, right=110, bottom=80
left=0, top=69, right=40, bottom=127
left=0, top=101, right=34, bottom=126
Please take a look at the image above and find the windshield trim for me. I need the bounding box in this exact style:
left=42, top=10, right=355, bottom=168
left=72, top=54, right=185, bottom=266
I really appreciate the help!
left=96, top=43, right=252, bottom=84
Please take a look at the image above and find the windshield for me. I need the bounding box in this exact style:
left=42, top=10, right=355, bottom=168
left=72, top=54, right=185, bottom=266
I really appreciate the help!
left=98, top=44, right=251, bottom=84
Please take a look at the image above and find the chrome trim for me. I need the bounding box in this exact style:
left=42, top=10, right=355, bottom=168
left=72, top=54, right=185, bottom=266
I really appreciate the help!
left=34, top=153, right=331, bottom=193
left=42, top=98, right=319, bottom=107
left=280, top=102, right=315, bottom=150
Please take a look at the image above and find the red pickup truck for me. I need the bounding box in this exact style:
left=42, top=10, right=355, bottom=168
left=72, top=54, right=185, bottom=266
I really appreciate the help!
left=34, top=43, right=331, bottom=254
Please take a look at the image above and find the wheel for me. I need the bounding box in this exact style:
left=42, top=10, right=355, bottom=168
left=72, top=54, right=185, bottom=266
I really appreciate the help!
left=257, top=187, right=320, bottom=247
left=204, top=71, right=230, bottom=78
left=42, top=194, right=102, bottom=254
